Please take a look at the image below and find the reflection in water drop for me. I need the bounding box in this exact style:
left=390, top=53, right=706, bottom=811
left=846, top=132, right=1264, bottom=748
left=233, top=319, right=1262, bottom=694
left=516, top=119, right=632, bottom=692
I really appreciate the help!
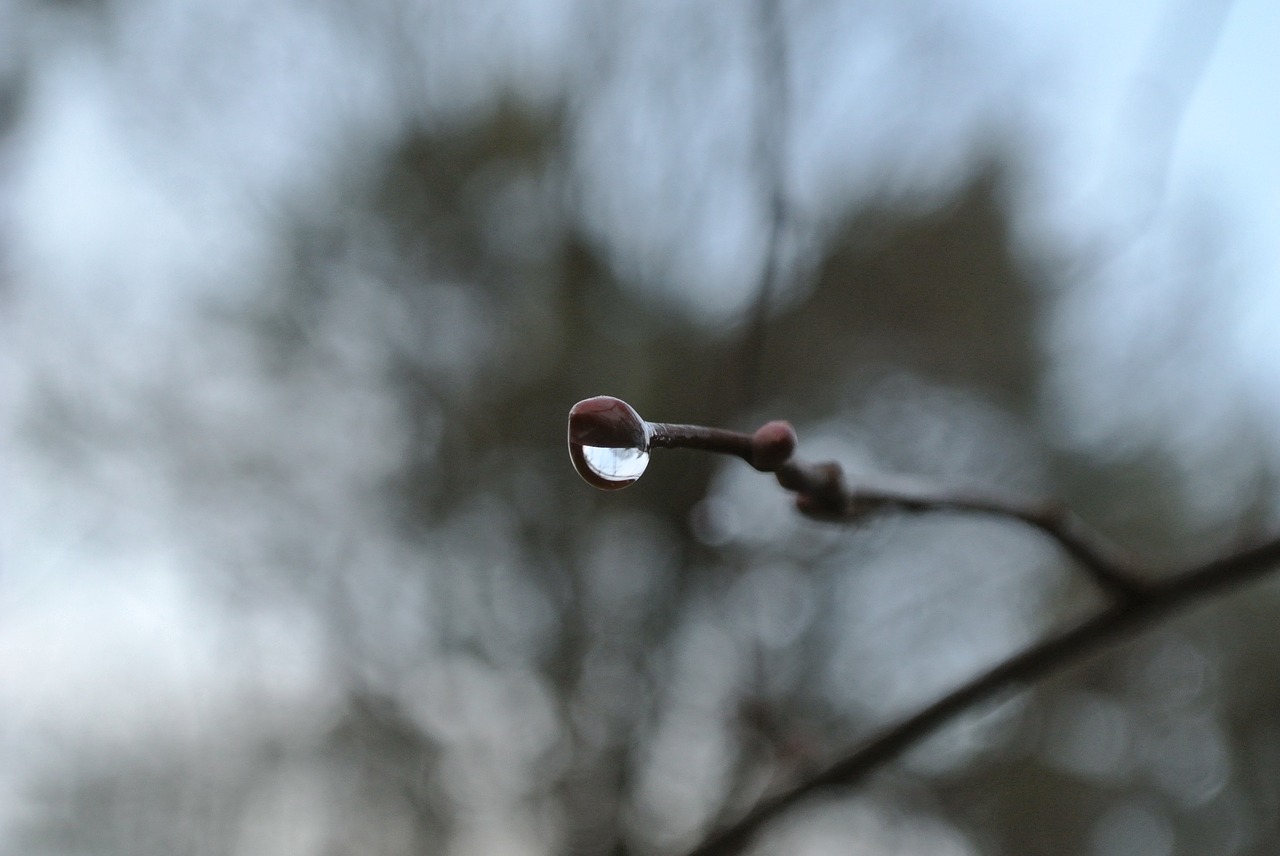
left=568, top=396, right=652, bottom=490
left=574, top=443, right=650, bottom=489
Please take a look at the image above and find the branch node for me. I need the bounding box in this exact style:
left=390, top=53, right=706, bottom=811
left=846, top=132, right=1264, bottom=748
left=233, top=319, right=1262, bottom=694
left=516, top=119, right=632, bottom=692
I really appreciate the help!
left=1021, top=502, right=1149, bottom=601
left=785, top=461, right=851, bottom=520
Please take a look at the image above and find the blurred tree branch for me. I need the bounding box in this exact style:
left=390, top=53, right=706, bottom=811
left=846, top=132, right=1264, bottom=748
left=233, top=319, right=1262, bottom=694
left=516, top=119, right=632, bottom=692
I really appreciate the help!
left=775, top=457, right=1146, bottom=599
left=673, top=439, right=1280, bottom=856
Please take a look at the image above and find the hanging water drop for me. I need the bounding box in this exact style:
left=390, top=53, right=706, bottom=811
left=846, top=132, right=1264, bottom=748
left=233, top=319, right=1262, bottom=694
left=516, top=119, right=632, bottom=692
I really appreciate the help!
left=577, top=444, right=650, bottom=488
left=568, top=396, right=651, bottom=489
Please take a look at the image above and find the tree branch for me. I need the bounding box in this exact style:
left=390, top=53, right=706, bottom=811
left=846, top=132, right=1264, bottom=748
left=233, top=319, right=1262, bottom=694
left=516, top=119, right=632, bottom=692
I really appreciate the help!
left=570, top=398, right=1144, bottom=598
left=566, top=399, right=1280, bottom=856
left=775, top=457, right=1147, bottom=599
left=681, top=514, right=1280, bottom=856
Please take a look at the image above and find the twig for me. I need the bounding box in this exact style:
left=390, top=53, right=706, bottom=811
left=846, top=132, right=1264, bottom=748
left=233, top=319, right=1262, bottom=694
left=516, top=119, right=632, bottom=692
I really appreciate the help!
left=775, top=458, right=1147, bottom=599
left=566, top=399, right=1280, bottom=856
left=569, top=398, right=1142, bottom=598
left=681, top=522, right=1280, bottom=856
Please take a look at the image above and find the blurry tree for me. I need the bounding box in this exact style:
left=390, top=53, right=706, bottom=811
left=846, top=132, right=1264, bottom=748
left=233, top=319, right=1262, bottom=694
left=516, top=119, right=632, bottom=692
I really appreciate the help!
left=4, top=2, right=1280, bottom=856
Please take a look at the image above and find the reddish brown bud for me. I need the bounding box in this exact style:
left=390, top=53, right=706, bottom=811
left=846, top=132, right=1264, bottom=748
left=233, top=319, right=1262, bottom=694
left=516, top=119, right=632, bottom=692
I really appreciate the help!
left=751, top=421, right=798, bottom=472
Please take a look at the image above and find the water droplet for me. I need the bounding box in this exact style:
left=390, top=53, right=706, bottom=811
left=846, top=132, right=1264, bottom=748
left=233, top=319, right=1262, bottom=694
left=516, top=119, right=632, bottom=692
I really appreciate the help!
left=568, top=396, right=651, bottom=490
left=576, top=444, right=650, bottom=489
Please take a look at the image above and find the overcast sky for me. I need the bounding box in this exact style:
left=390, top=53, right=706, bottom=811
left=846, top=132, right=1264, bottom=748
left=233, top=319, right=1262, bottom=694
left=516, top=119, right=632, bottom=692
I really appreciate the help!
left=2, top=0, right=1277, bottom=845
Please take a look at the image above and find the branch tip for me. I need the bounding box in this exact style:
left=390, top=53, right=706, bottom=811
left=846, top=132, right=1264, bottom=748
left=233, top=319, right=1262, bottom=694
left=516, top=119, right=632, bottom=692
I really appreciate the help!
left=750, top=421, right=798, bottom=472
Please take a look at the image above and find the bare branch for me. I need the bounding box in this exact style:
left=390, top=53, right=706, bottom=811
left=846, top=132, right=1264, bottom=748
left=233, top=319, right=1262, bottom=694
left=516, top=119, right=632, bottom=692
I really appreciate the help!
left=775, top=458, right=1147, bottom=599
left=680, top=522, right=1280, bottom=856
left=569, top=398, right=1142, bottom=597
left=566, top=399, right=1280, bottom=856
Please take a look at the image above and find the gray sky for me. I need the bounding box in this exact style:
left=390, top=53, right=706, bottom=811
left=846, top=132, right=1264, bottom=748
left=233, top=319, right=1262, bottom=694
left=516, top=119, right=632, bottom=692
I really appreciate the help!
left=2, top=0, right=1277, bottom=849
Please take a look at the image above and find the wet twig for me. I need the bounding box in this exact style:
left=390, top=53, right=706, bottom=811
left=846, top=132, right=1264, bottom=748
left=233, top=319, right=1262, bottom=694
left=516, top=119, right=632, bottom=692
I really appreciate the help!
left=566, top=399, right=1280, bottom=856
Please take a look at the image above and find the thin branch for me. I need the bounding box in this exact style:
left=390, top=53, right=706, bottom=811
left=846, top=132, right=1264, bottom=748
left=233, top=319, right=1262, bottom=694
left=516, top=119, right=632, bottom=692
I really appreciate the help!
left=566, top=399, right=1280, bottom=854
left=570, top=397, right=1143, bottom=598
left=649, top=422, right=757, bottom=463
left=681, top=521, right=1280, bottom=856
left=775, top=457, right=1147, bottom=599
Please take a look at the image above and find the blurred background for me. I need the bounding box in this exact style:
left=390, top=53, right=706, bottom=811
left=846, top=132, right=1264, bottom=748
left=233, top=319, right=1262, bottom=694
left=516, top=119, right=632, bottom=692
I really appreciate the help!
left=3, top=0, right=1280, bottom=854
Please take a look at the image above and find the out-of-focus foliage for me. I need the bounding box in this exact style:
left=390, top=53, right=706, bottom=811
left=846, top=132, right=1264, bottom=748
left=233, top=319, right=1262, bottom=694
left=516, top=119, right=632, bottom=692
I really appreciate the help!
left=3, top=2, right=1279, bottom=856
